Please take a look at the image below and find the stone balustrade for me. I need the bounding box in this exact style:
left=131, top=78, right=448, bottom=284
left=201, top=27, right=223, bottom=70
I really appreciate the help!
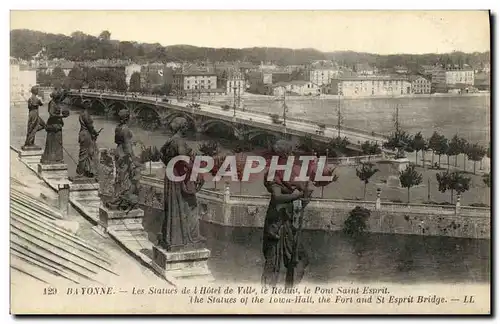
left=128, top=174, right=490, bottom=240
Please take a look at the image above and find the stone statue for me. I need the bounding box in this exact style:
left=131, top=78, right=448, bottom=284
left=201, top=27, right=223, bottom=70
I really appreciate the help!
left=261, top=140, right=313, bottom=288
left=40, top=88, right=70, bottom=164
left=104, top=109, right=143, bottom=211
left=157, top=117, right=205, bottom=251
left=22, top=86, right=46, bottom=150
left=74, top=103, right=102, bottom=181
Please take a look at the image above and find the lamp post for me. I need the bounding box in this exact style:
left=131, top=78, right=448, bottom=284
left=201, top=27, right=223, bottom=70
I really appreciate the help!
left=336, top=94, right=343, bottom=138
left=233, top=86, right=237, bottom=117
left=281, top=85, right=287, bottom=128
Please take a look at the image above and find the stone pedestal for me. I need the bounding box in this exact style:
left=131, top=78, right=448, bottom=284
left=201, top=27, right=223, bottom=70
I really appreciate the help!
left=58, top=183, right=70, bottom=217
left=94, top=205, right=146, bottom=236
left=141, top=161, right=165, bottom=178
left=152, top=245, right=214, bottom=282
left=69, top=178, right=100, bottom=200
left=18, top=148, right=43, bottom=164
left=20, top=144, right=42, bottom=151
left=377, top=158, right=409, bottom=188
left=37, top=163, right=68, bottom=179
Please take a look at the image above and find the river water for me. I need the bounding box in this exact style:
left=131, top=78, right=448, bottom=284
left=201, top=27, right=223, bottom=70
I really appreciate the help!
left=139, top=207, right=489, bottom=285
left=10, top=100, right=490, bottom=285
left=214, top=94, right=491, bottom=146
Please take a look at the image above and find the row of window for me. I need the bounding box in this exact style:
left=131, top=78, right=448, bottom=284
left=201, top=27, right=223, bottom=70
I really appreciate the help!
left=185, top=85, right=215, bottom=90
left=186, top=79, right=211, bottom=84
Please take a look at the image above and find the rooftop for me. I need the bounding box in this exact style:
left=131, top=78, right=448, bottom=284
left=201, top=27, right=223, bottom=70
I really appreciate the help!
left=176, top=71, right=217, bottom=76
left=336, top=75, right=409, bottom=82
left=273, top=80, right=312, bottom=87
left=408, top=75, right=431, bottom=82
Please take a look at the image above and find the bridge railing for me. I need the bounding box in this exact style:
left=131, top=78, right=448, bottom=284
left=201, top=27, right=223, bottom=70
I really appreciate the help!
left=72, top=90, right=388, bottom=141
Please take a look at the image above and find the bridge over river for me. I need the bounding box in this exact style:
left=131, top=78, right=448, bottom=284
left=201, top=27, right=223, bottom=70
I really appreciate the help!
left=67, top=91, right=388, bottom=150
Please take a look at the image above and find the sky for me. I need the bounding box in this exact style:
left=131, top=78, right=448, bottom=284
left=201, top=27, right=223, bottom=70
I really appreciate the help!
left=10, top=10, right=490, bottom=54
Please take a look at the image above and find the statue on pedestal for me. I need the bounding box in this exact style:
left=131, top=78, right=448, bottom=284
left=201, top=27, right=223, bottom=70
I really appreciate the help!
left=157, top=117, right=205, bottom=251
left=40, top=88, right=70, bottom=164
left=73, top=104, right=102, bottom=181
left=261, top=140, right=313, bottom=288
left=22, top=86, right=46, bottom=150
left=104, top=109, right=143, bottom=211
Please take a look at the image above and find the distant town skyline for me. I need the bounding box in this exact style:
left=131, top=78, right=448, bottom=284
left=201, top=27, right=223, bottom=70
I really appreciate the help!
left=11, top=11, right=490, bottom=55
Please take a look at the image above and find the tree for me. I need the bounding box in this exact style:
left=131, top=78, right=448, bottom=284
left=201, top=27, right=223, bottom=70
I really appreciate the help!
left=98, top=30, right=111, bottom=42
left=51, top=66, right=66, bottom=88
left=483, top=173, right=491, bottom=187
left=329, top=136, right=350, bottom=156
left=66, top=66, right=85, bottom=90
left=466, top=143, right=486, bottom=174
left=343, top=206, right=370, bottom=237
left=383, top=130, right=412, bottom=158
left=297, top=135, right=315, bottom=154
left=436, top=171, right=471, bottom=203
left=355, top=162, right=379, bottom=199
left=369, top=142, right=382, bottom=157
left=411, top=131, right=427, bottom=166
left=312, top=167, right=339, bottom=198
left=210, top=156, right=226, bottom=190
left=436, top=137, right=449, bottom=170
left=129, top=72, right=141, bottom=92
left=458, top=137, right=469, bottom=172
left=235, top=157, right=246, bottom=194
left=10, top=29, right=490, bottom=65
left=198, top=141, right=219, bottom=157
left=428, top=131, right=447, bottom=168
left=399, top=164, right=423, bottom=203
left=428, top=131, right=441, bottom=166
left=36, top=70, right=52, bottom=87
left=447, top=135, right=462, bottom=167
left=210, top=155, right=225, bottom=190
left=361, top=141, right=371, bottom=156
left=270, top=113, right=281, bottom=124
left=362, top=141, right=382, bottom=161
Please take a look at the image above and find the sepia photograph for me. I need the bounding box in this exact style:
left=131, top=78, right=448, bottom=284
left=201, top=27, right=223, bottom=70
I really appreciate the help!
left=8, top=9, right=491, bottom=315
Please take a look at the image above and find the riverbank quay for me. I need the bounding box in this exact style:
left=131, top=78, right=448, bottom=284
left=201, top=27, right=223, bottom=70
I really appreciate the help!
left=202, top=91, right=491, bottom=102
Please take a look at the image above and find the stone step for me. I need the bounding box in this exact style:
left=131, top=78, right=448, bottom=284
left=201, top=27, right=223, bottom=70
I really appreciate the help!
left=11, top=207, right=104, bottom=255
left=10, top=193, right=62, bottom=220
left=10, top=224, right=113, bottom=275
left=85, top=206, right=99, bottom=215
left=109, top=223, right=145, bottom=232
left=86, top=200, right=102, bottom=207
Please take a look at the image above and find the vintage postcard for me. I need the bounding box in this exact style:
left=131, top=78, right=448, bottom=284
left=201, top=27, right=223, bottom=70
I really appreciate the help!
left=9, top=10, right=491, bottom=315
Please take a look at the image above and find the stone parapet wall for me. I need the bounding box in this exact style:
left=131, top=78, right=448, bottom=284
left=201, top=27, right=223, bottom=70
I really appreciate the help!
left=97, top=163, right=490, bottom=239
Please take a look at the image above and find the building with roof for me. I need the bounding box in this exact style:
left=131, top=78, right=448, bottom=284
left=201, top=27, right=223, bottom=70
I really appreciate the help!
left=394, top=66, right=409, bottom=74
left=125, top=63, right=142, bottom=86
left=409, top=75, right=432, bottom=94
left=309, top=68, right=341, bottom=86
left=432, top=68, right=475, bottom=86
left=140, top=63, right=174, bottom=91
left=36, top=60, right=75, bottom=76
left=11, top=61, right=37, bottom=104
left=272, top=81, right=321, bottom=96
left=354, top=63, right=377, bottom=76
left=474, top=72, right=490, bottom=91
left=226, top=71, right=246, bottom=95
left=329, top=76, right=411, bottom=97
left=173, top=71, right=218, bottom=95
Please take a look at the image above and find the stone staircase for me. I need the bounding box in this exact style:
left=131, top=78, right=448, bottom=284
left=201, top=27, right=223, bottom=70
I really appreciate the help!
left=10, top=188, right=118, bottom=285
